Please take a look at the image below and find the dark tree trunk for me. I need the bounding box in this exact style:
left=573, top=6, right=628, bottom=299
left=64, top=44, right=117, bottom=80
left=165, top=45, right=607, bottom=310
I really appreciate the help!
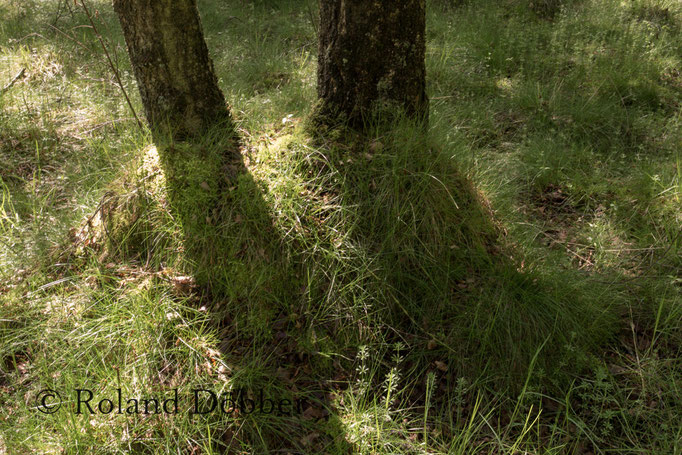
left=112, top=0, right=232, bottom=139
left=317, top=0, right=428, bottom=126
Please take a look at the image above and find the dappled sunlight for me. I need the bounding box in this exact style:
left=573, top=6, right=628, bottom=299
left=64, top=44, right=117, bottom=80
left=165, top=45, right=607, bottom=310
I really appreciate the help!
left=1, top=0, right=680, bottom=453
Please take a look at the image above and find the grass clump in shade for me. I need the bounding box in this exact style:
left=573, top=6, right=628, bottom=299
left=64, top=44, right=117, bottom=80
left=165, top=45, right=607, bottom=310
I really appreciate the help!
left=286, top=117, right=619, bottom=389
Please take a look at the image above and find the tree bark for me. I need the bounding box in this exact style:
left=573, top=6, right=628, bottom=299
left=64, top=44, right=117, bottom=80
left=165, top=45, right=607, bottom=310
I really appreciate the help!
left=112, top=0, right=232, bottom=139
left=317, top=0, right=428, bottom=126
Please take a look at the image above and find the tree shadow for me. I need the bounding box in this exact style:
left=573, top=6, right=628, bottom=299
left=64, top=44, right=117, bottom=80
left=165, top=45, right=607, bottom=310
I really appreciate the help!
left=294, top=119, right=619, bottom=399
left=149, top=128, right=352, bottom=453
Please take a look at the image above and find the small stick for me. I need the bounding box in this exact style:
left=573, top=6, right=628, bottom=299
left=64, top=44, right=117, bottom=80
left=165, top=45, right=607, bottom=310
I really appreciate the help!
left=81, top=117, right=134, bottom=135
left=0, top=68, right=26, bottom=95
left=47, top=23, right=91, bottom=52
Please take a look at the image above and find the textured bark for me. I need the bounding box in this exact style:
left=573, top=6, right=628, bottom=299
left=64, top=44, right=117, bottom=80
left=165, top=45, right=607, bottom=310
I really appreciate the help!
left=317, top=0, right=428, bottom=126
left=113, top=0, right=232, bottom=139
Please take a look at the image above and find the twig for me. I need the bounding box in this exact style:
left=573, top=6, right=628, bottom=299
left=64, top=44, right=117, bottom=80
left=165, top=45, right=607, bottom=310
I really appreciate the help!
left=0, top=68, right=26, bottom=95
left=0, top=237, right=19, bottom=255
left=588, top=229, right=682, bottom=285
left=565, top=247, right=594, bottom=269
left=50, top=0, right=78, bottom=27
left=80, top=117, right=134, bottom=135
left=13, top=32, right=48, bottom=43
left=51, top=0, right=67, bottom=27
left=47, top=23, right=91, bottom=52
left=78, top=0, right=143, bottom=129
left=70, top=191, right=113, bottom=247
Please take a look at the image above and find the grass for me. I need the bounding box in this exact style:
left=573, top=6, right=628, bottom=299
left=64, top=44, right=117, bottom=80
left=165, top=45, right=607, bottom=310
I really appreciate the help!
left=1, top=0, right=681, bottom=453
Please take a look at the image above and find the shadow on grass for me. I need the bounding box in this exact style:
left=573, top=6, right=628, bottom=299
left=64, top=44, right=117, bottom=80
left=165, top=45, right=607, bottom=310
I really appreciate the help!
left=292, top=118, right=620, bottom=399
left=148, top=127, right=353, bottom=453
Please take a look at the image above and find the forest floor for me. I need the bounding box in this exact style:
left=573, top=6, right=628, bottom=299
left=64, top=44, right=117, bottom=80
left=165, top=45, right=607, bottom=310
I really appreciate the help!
left=0, top=0, right=680, bottom=453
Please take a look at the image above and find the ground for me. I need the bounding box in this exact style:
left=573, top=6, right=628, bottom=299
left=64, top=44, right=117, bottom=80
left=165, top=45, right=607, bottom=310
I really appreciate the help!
left=0, top=0, right=680, bottom=453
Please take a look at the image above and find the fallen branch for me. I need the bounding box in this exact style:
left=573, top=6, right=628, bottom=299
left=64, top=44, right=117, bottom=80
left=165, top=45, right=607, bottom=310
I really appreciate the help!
left=0, top=68, right=26, bottom=95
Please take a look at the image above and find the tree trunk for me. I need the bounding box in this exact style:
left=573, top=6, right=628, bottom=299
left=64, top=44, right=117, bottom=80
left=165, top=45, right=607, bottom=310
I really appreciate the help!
left=317, top=0, right=428, bottom=126
left=112, top=0, right=232, bottom=139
